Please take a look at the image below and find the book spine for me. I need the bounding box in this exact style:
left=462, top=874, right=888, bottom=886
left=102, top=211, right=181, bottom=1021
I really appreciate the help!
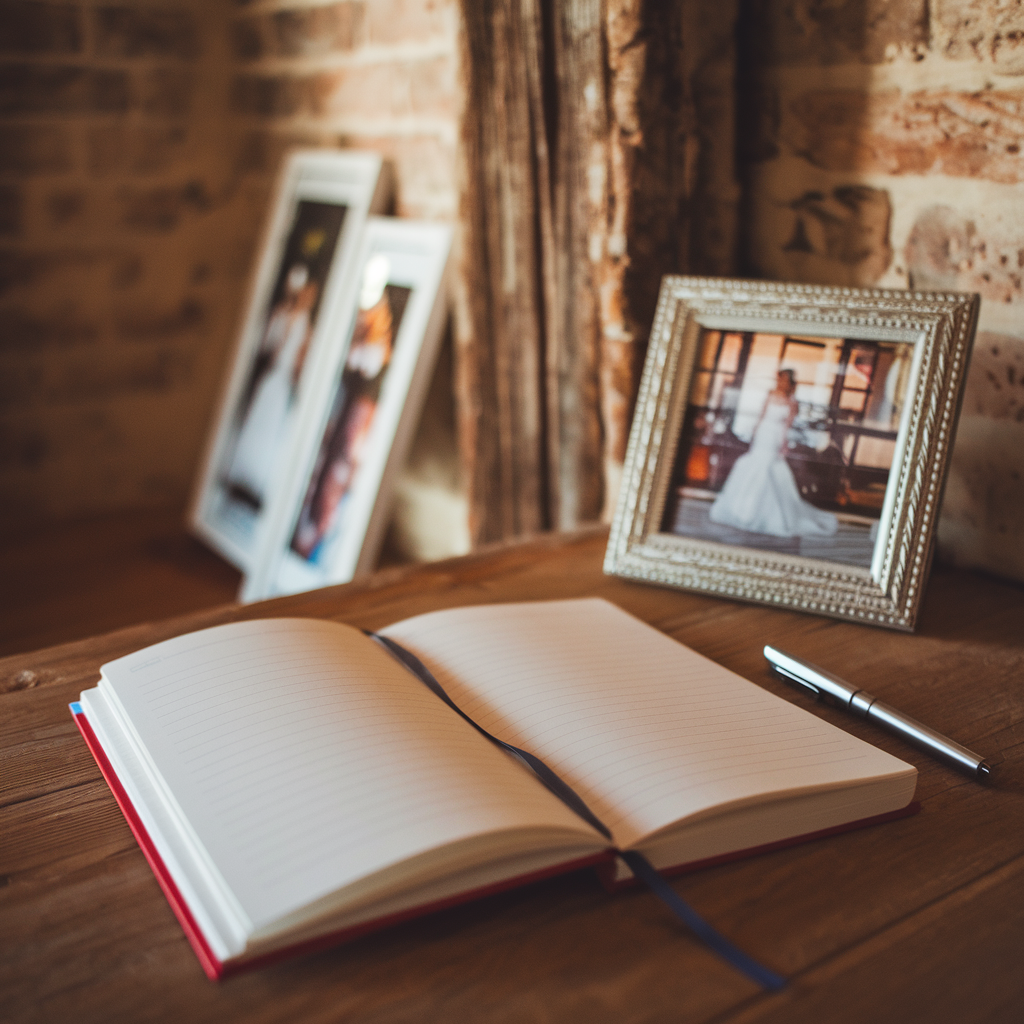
left=70, top=704, right=226, bottom=981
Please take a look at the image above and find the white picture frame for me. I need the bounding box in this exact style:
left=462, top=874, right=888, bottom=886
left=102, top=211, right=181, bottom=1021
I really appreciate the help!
left=240, top=217, right=453, bottom=601
left=188, top=149, right=386, bottom=570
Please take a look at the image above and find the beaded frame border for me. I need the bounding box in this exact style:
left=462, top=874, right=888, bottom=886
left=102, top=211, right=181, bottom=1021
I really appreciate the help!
left=604, top=277, right=980, bottom=631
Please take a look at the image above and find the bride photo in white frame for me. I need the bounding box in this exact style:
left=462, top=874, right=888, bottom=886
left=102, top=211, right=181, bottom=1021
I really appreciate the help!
left=188, top=150, right=386, bottom=571
left=241, top=217, right=453, bottom=602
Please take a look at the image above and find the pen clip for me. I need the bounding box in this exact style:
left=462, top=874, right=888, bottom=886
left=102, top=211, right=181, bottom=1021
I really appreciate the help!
left=772, top=665, right=822, bottom=699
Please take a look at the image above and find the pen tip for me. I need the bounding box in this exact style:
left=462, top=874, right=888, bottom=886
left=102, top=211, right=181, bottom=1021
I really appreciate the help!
left=978, top=762, right=992, bottom=781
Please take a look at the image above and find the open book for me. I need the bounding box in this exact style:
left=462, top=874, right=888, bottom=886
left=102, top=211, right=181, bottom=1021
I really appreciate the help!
left=72, top=599, right=917, bottom=979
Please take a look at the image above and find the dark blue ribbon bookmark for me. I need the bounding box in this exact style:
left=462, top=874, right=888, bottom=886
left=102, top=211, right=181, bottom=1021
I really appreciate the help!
left=369, top=631, right=786, bottom=992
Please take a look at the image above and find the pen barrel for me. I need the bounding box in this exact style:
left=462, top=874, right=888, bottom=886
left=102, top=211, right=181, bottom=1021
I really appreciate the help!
left=865, top=700, right=986, bottom=775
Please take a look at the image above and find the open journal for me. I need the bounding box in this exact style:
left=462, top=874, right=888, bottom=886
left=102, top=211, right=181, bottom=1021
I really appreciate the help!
left=71, top=599, right=917, bottom=979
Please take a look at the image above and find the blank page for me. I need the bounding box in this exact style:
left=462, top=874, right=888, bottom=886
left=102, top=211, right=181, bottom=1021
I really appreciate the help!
left=99, top=618, right=594, bottom=934
left=380, top=599, right=915, bottom=850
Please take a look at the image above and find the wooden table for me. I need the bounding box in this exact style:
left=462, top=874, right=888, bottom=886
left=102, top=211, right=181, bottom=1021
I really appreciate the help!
left=3, top=528, right=1023, bottom=1023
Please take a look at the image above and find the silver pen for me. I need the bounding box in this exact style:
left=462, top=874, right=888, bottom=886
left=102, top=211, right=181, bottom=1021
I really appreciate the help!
left=764, top=645, right=992, bottom=780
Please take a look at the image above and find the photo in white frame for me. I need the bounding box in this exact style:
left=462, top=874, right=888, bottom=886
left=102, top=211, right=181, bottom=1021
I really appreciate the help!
left=240, top=217, right=453, bottom=601
left=188, top=149, right=386, bottom=570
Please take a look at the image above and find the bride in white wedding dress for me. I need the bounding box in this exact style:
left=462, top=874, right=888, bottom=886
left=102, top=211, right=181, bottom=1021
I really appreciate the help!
left=709, top=370, right=838, bottom=538
left=227, top=266, right=318, bottom=507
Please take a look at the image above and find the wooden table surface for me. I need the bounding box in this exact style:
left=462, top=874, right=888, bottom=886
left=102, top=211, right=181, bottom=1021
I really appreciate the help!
left=2, top=528, right=1023, bottom=1023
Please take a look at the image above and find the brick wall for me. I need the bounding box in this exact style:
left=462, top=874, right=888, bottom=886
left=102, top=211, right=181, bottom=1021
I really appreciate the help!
left=1, top=1, right=244, bottom=522
left=738, top=0, right=1024, bottom=581
left=1, top=0, right=463, bottom=556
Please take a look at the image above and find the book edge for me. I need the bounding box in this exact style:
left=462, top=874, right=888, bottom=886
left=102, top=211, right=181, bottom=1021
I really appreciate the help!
left=595, top=801, right=922, bottom=892
left=70, top=704, right=613, bottom=981
left=71, top=704, right=226, bottom=981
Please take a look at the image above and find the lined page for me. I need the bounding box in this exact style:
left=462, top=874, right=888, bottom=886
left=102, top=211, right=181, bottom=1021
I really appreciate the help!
left=380, top=599, right=915, bottom=850
left=99, top=619, right=594, bottom=933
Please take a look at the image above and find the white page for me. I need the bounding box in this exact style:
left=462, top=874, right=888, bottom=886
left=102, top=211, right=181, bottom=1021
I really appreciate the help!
left=98, top=619, right=597, bottom=935
left=379, top=599, right=916, bottom=850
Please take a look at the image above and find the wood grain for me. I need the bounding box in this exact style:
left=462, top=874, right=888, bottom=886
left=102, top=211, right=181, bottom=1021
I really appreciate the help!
left=0, top=510, right=241, bottom=659
left=2, top=528, right=1023, bottom=1023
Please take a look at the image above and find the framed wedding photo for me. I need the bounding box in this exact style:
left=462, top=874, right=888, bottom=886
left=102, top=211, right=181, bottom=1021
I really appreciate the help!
left=605, top=277, right=979, bottom=631
left=240, top=217, right=453, bottom=602
left=188, top=149, right=387, bottom=570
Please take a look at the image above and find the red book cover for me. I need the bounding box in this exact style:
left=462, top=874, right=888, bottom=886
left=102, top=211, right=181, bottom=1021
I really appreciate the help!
left=72, top=703, right=919, bottom=980
left=71, top=704, right=613, bottom=980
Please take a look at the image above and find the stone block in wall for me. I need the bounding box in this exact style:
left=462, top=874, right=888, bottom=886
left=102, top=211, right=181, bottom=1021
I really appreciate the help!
left=141, top=67, right=194, bottom=116
left=44, top=188, right=85, bottom=227
left=332, top=133, right=456, bottom=218
left=0, top=303, right=99, bottom=350
left=0, top=124, right=72, bottom=173
left=309, top=55, right=457, bottom=121
left=742, top=0, right=928, bottom=66
left=0, top=63, right=131, bottom=113
left=366, top=0, right=455, bottom=47
left=785, top=89, right=1024, bottom=185
left=115, top=180, right=212, bottom=232
left=0, top=184, right=21, bottom=236
left=232, top=73, right=308, bottom=117
left=88, top=124, right=191, bottom=176
left=0, top=1, right=83, bottom=55
left=747, top=171, right=894, bottom=286
left=232, top=3, right=365, bottom=61
left=905, top=204, right=1022, bottom=306
left=935, top=0, right=1024, bottom=75
left=939, top=333, right=1024, bottom=582
left=94, top=6, right=200, bottom=60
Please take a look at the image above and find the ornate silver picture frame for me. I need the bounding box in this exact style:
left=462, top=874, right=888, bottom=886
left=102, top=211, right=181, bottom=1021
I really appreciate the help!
left=605, top=277, right=979, bottom=631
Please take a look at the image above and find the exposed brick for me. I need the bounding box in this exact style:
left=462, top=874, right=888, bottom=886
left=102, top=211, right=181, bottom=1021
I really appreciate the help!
left=366, top=0, right=452, bottom=46
left=94, top=6, right=199, bottom=60
left=0, top=63, right=132, bottom=113
left=45, top=187, right=84, bottom=224
left=141, top=67, right=193, bottom=116
left=0, top=421, right=48, bottom=469
left=270, top=3, right=364, bottom=57
left=0, top=2, right=82, bottom=54
left=309, top=54, right=456, bottom=120
left=740, top=0, right=927, bottom=66
left=905, top=205, right=1024, bottom=305
left=110, top=253, right=142, bottom=289
left=88, top=124, right=190, bottom=176
left=92, top=67, right=131, bottom=111
left=231, top=128, right=310, bottom=175
left=0, top=345, right=193, bottom=404
left=0, top=359, right=44, bottom=403
left=230, top=17, right=263, bottom=61
left=341, top=133, right=456, bottom=218
left=961, top=331, right=1024, bottom=421
left=232, top=73, right=308, bottom=116
left=0, top=304, right=98, bottom=349
left=0, top=246, right=51, bottom=293
left=63, top=347, right=194, bottom=400
left=937, top=0, right=1024, bottom=75
left=116, top=180, right=212, bottom=232
left=115, top=297, right=204, bottom=342
left=0, top=184, right=22, bottom=236
left=0, top=124, right=72, bottom=172
left=787, top=89, right=1024, bottom=184
left=777, top=184, right=892, bottom=286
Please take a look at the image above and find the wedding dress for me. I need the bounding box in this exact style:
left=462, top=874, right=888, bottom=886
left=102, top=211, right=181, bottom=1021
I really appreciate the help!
left=226, top=306, right=311, bottom=506
left=708, top=398, right=838, bottom=537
